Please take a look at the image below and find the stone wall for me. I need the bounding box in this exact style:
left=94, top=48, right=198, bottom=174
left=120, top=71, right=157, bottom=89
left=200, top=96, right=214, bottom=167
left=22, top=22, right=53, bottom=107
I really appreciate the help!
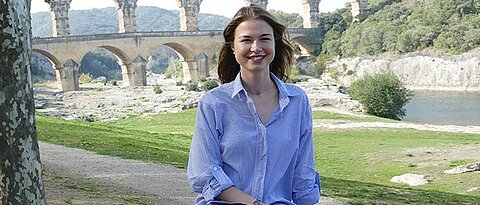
left=327, top=49, right=480, bottom=90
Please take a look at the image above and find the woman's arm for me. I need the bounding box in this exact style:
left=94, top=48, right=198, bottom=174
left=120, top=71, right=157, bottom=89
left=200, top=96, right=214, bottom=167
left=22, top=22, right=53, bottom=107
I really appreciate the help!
left=217, top=186, right=265, bottom=205
left=292, top=96, right=320, bottom=204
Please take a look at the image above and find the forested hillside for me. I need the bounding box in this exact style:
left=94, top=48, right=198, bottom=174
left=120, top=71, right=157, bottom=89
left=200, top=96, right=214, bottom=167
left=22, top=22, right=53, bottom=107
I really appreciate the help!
left=316, top=0, right=480, bottom=57
left=32, top=6, right=229, bottom=37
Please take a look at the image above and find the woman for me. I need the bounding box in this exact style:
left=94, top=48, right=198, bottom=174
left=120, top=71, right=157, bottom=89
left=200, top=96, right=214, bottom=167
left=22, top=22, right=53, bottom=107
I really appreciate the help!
left=187, top=5, right=320, bottom=205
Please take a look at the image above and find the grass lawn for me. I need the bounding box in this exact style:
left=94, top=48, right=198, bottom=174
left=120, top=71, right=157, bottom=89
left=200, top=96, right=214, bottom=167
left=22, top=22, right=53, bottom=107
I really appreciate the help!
left=36, top=110, right=480, bottom=204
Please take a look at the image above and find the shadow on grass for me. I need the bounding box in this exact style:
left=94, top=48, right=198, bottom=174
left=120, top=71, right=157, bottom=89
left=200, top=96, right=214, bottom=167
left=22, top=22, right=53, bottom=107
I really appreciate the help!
left=322, top=177, right=480, bottom=205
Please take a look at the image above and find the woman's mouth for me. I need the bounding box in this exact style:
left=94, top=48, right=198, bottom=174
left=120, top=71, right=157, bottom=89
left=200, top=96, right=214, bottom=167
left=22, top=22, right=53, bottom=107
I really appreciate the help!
left=247, top=55, right=266, bottom=62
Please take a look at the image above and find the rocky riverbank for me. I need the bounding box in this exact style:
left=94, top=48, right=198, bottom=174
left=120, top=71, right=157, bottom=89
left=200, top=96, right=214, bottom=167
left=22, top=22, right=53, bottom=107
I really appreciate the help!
left=34, top=74, right=362, bottom=122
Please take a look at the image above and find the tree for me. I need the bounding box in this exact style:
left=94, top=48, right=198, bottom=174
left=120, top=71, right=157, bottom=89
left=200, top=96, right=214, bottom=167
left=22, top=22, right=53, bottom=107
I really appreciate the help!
left=0, top=0, right=46, bottom=204
left=348, top=71, right=413, bottom=120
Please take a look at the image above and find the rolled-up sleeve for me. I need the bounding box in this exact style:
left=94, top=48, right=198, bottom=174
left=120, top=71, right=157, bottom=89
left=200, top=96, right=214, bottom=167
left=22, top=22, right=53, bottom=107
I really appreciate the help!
left=187, top=94, right=234, bottom=202
left=292, top=96, right=320, bottom=204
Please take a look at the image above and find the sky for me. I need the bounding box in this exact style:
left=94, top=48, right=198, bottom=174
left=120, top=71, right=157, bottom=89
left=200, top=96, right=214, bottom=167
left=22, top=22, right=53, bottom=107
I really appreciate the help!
left=31, top=0, right=350, bottom=18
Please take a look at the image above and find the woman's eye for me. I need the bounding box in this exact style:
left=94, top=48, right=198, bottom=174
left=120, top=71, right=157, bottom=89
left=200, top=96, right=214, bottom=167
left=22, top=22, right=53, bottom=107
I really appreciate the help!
left=241, top=39, right=251, bottom=43
left=261, top=38, right=271, bottom=41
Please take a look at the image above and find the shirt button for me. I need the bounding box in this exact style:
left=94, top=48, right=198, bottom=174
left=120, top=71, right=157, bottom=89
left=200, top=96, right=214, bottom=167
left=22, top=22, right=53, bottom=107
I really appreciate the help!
left=213, top=167, right=218, bottom=171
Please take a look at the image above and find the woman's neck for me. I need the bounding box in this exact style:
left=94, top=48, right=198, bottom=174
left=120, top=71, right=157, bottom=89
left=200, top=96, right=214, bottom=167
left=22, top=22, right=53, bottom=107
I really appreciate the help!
left=240, top=70, right=275, bottom=96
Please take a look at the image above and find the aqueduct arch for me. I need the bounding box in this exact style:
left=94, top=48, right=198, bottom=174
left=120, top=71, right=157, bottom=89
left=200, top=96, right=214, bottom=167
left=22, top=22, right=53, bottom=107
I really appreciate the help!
left=32, top=49, right=80, bottom=91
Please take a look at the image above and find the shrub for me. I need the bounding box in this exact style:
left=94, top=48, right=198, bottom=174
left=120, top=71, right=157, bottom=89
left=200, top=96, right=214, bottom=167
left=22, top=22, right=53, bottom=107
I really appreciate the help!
left=288, top=65, right=301, bottom=83
left=200, top=79, right=219, bottom=91
left=313, top=54, right=332, bottom=78
left=348, top=71, right=413, bottom=120
left=185, top=83, right=199, bottom=92
left=164, top=57, right=183, bottom=79
left=109, top=80, right=118, bottom=86
left=79, top=73, right=93, bottom=84
left=153, top=84, right=163, bottom=94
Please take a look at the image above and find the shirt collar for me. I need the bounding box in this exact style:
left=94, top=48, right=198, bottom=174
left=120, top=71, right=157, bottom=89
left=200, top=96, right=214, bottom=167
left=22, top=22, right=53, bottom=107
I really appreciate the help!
left=230, top=72, right=301, bottom=99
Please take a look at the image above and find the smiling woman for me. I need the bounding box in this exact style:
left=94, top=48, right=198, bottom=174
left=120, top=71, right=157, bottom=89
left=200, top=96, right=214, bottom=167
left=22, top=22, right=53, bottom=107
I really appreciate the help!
left=187, top=5, right=320, bottom=205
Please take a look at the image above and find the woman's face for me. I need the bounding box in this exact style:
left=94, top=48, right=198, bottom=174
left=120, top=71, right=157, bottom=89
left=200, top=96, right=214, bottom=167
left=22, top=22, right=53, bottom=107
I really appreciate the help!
left=232, top=19, right=275, bottom=74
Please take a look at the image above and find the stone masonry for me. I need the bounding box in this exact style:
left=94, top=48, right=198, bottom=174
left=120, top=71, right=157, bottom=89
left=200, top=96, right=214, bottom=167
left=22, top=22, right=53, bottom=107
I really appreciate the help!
left=176, top=0, right=202, bottom=31
left=113, top=0, right=138, bottom=33
left=350, top=0, right=368, bottom=22
left=244, top=0, right=268, bottom=9
left=302, top=0, right=321, bottom=28
left=49, top=0, right=71, bottom=37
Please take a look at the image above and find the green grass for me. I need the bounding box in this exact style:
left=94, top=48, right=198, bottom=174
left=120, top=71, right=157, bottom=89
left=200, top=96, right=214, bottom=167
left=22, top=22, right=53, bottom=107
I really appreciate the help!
left=36, top=110, right=480, bottom=204
left=314, top=129, right=480, bottom=198
left=313, top=110, right=399, bottom=123
left=103, top=109, right=197, bottom=135
left=37, top=115, right=191, bottom=168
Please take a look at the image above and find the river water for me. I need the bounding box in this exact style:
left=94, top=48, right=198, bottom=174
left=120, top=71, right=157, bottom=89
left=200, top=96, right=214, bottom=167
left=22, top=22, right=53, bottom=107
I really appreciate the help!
left=403, top=90, right=480, bottom=126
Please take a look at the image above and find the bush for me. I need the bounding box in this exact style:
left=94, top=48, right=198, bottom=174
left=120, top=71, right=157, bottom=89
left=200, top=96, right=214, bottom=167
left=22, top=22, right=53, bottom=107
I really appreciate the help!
left=164, top=57, right=183, bottom=79
left=288, top=65, right=301, bottom=83
left=185, top=83, right=199, bottom=92
left=153, top=84, right=163, bottom=94
left=79, top=73, right=93, bottom=84
left=200, top=79, right=219, bottom=91
left=109, top=80, right=118, bottom=86
left=313, top=54, right=332, bottom=78
left=348, top=71, right=413, bottom=120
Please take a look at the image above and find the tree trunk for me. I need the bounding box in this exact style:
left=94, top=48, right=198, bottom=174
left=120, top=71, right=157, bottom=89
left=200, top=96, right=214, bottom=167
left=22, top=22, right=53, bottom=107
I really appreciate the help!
left=0, top=0, right=46, bottom=204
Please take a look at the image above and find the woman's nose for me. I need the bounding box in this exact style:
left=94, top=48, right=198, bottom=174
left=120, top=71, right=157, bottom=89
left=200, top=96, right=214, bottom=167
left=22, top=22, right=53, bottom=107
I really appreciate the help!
left=250, top=40, right=262, bottom=52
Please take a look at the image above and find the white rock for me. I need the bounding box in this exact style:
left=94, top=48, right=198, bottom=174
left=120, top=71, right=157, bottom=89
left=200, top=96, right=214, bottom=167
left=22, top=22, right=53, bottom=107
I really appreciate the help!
left=467, top=187, right=479, bottom=192
left=390, top=173, right=428, bottom=186
left=444, top=162, right=480, bottom=174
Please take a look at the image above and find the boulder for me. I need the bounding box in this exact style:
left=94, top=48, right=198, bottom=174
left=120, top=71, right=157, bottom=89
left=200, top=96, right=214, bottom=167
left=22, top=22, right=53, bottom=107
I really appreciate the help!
left=390, top=173, right=428, bottom=186
left=444, top=161, right=480, bottom=174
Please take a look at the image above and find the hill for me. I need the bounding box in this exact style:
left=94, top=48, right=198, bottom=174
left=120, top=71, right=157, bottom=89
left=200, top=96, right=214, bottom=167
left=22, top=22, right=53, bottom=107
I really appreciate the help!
left=308, top=0, right=480, bottom=57
left=31, top=6, right=230, bottom=37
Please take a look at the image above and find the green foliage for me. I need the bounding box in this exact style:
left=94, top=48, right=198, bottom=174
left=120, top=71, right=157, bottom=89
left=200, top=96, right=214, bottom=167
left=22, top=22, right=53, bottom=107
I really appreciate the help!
left=78, top=73, right=93, bottom=84
left=200, top=79, right=218, bottom=91
left=185, top=82, right=199, bottom=92
left=348, top=71, right=413, bottom=120
left=79, top=49, right=121, bottom=81
left=287, top=65, right=301, bottom=83
left=337, top=0, right=480, bottom=56
left=313, top=54, right=333, bottom=78
left=268, top=9, right=303, bottom=28
left=153, top=84, right=163, bottom=94
left=164, top=57, right=183, bottom=79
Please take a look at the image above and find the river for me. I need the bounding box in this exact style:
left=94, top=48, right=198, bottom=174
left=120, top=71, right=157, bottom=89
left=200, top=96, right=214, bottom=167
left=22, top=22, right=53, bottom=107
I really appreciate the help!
left=404, top=90, right=480, bottom=126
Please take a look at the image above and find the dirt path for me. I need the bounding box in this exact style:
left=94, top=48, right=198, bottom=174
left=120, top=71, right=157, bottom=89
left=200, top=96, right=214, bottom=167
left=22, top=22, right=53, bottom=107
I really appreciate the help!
left=314, top=120, right=480, bottom=134
left=40, top=142, right=195, bottom=204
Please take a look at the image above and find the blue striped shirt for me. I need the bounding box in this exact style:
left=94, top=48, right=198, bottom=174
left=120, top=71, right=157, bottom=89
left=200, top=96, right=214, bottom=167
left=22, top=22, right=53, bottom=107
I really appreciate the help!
left=187, top=73, right=320, bottom=204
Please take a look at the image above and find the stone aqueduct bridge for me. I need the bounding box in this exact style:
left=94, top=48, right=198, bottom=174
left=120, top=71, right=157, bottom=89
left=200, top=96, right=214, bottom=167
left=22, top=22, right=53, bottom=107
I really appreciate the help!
left=32, top=29, right=311, bottom=91
left=38, top=0, right=369, bottom=91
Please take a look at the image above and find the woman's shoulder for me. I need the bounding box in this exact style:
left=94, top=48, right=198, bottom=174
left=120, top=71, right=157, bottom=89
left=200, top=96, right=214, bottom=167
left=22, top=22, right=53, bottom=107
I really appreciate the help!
left=282, top=82, right=307, bottom=97
left=199, top=81, right=234, bottom=104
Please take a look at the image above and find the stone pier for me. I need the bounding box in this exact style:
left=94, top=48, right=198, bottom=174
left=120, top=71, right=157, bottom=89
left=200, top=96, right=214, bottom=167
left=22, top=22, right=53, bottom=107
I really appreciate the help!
left=302, top=0, right=321, bottom=28
left=176, top=0, right=202, bottom=31
left=113, top=0, right=138, bottom=33
left=350, top=0, right=369, bottom=22
left=49, top=0, right=71, bottom=37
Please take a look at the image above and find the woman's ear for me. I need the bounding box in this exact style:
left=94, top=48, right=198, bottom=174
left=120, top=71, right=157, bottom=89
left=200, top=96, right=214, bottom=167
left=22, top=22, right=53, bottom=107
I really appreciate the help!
left=231, top=46, right=235, bottom=55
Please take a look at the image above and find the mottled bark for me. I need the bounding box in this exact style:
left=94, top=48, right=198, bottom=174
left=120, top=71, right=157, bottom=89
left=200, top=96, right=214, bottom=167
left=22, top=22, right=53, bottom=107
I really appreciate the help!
left=0, top=0, right=46, bottom=204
